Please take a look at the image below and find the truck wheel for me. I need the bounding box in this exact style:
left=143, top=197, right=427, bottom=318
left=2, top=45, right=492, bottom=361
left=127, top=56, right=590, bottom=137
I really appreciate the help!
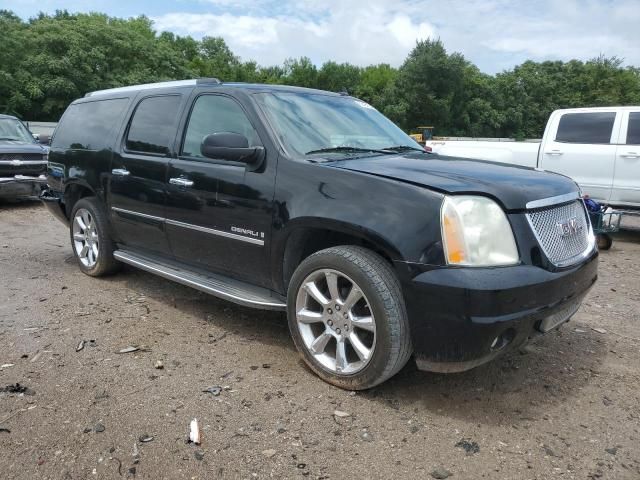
left=69, top=197, right=120, bottom=277
left=287, top=246, right=412, bottom=390
left=596, top=233, right=613, bottom=250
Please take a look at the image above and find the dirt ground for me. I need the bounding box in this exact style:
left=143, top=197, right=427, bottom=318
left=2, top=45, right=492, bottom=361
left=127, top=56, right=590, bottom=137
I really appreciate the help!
left=1, top=200, right=639, bottom=480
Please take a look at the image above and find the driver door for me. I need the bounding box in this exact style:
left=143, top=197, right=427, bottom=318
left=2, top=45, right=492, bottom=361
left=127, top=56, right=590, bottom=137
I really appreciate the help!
left=164, top=92, right=276, bottom=288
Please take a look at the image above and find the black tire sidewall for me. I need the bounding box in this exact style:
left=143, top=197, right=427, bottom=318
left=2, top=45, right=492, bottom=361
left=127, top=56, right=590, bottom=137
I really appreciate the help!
left=287, top=248, right=401, bottom=390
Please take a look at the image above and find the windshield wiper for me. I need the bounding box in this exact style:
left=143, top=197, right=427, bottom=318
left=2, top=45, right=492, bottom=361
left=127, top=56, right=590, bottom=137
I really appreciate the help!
left=305, top=146, right=394, bottom=156
left=379, top=145, right=426, bottom=153
left=0, top=137, right=20, bottom=141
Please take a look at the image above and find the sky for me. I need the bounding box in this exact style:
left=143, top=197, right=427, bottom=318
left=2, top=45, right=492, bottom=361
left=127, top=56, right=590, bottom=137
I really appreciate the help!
left=3, top=0, right=640, bottom=74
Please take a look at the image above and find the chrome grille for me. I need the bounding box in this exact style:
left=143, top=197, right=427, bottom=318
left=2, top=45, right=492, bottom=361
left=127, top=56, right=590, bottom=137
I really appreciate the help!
left=0, top=153, right=44, bottom=161
left=526, top=200, right=592, bottom=267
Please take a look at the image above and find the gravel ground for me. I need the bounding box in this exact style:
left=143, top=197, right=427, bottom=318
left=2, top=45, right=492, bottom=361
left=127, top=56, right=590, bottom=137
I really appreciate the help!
left=1, top=200, right=639, bottom=480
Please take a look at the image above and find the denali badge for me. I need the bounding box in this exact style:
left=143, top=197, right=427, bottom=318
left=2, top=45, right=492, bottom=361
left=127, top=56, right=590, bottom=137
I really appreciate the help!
left=231, top=226, right=264, bottom=238
left=556, top=217, right=582, bottom=237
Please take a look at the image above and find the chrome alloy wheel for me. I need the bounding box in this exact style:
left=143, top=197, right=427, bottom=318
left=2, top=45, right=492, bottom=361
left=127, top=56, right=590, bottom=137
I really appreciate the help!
left=72, top=208, right=99, bottom=268
left=295, top=269, right=376, bottom=375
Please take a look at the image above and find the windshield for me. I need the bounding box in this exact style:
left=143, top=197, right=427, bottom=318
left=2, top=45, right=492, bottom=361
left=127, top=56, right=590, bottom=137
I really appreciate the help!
left=0, top=118, right=36, bottom=143
left=254, top=92, right=420, bottom=158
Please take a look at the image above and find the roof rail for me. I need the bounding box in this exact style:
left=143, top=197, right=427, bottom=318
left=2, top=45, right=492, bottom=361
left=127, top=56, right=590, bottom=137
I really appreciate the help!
left=196, top=78, right=222, bottom=85
left=85, top=78, right=222, bottom=97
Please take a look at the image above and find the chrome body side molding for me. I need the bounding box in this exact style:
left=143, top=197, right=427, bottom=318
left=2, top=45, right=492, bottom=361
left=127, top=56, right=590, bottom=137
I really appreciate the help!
left=112, top=206, right=164, bottom=222
left=110, top=207, right=263, bottom=246
left=165, top=219, right=264, bottom=246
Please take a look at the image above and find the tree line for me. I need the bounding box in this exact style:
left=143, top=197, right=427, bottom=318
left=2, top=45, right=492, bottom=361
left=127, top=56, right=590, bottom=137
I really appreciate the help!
left=1, top=10, right=639, bottom=139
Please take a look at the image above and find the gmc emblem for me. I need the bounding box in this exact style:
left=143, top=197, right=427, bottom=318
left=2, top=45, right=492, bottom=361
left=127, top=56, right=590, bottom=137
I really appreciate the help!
left=556, top=217, right=582, bottom=237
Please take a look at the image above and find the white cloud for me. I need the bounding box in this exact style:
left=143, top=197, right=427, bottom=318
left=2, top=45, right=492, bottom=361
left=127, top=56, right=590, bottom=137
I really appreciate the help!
left=13, top=0, right=632, bottom=73
left=428, top=0, right=640, bottom=73
left=152, top=1, right=436, bottom=67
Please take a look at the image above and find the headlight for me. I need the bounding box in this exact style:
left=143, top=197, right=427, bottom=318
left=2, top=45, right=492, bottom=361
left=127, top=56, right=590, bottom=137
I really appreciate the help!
left=441, top=195, right=519, bottom=266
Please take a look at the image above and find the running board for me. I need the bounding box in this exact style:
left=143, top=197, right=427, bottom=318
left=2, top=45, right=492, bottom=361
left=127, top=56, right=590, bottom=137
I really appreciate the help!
left=113, top=250, right=286, bottom=311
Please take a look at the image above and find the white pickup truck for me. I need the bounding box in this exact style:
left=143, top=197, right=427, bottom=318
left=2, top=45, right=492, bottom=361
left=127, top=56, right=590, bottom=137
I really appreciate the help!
left=426, top=107, right=640, bottom=209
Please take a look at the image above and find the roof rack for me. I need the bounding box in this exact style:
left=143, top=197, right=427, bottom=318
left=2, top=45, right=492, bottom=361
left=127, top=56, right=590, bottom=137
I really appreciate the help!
left=85, top=78, right=222, bottom=97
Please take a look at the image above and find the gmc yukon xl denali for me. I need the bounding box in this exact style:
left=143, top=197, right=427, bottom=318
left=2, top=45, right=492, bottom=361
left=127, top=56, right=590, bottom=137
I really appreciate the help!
left=41, top=79, right=598, bottom=389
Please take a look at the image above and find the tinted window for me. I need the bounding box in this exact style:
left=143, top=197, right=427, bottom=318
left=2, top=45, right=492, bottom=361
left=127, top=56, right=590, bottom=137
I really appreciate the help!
left=52, top=98, right=129, bottom=150
left=126, top=96, right=182, bottom=154
left=626, top=112, right=640, bottom=145
left=555, top=112, right=615, bottom=144
left=182, top=95, right=260, bottom=158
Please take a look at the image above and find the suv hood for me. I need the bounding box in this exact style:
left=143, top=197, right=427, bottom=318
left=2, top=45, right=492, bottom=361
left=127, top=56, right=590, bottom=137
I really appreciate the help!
left=0, top=141, right=46, bottom=155
left=328, top=153, right=578, bottom=211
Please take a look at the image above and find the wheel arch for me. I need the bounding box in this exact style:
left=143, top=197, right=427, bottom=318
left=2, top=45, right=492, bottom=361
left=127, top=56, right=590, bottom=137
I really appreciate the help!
left=63, top=180, right=96, bottom=219
left=274, top=218, right=402, bottom=294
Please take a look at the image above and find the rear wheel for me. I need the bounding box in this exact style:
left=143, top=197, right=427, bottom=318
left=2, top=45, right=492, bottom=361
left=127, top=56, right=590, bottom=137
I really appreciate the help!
left=70, top=197, right=120, bottom=277
left=287, top=246, right=412, bottom=390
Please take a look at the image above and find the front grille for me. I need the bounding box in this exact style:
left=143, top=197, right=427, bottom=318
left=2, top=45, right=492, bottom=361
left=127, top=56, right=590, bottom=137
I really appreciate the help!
left=526, top=200, right=592, bottom=267
left=0, top=153, right=45, bottom=161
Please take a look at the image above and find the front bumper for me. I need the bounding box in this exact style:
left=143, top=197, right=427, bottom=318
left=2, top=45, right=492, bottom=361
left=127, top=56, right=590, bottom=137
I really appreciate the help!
left=0, top=175, right=47, bottom=199
left=400, top=250, right=598, bottom=372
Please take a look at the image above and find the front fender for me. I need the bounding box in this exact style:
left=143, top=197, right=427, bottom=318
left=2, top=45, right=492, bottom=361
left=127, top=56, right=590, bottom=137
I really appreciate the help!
left=270, top=159, right=447, bottom=292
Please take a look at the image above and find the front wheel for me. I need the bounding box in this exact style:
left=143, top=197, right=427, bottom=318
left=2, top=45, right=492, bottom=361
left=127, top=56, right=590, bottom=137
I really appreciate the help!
left=70, top=197, right=120, bottom=277
left=287, top=246, right=412, bottom=390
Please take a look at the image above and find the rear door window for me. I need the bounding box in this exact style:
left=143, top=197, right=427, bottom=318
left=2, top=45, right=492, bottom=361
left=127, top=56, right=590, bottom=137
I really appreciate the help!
left=126, top=95, right=182, bottom=155
left=626, top=112, right=640, bottom=145
left=52, top=98, right=129, bottom=150
left=555, top=112, right=616, bottom=144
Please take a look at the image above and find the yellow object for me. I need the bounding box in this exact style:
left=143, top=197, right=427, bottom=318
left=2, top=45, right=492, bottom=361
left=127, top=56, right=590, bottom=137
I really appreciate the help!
left=410, top=126, right=434, bottom=144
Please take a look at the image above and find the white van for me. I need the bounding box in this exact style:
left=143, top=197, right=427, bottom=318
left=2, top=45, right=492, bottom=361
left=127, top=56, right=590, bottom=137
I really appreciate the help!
left=427, top=107, right=640, bottom=208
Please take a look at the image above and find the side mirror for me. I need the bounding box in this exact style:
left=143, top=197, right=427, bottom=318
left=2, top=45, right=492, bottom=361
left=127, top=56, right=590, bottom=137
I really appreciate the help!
left=201, top=132, right=264, bottom=166
left=38, top=134, right=51, bottom=145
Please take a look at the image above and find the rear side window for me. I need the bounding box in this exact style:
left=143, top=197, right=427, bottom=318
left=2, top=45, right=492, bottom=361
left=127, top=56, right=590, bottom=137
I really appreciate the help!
left=555, top=112, right=616, bottom=144
left=626, top=112, right=640, bottom=145
left=52, top=98, right=128, bottom=150
left=126, top=95, right=182, bottom=154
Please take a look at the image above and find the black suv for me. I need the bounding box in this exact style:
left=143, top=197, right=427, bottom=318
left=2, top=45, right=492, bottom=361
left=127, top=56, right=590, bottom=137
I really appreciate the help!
left=42, top=79, right=598, bottom=389
left=0, top=114, right=49, bottom=199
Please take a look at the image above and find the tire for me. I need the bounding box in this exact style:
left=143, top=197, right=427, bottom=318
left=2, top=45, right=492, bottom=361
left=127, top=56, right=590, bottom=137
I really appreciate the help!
left=287, top=246, right=412, bottom=390
left=597, top=233, right=613, bottom=250
left=69, top=197, right=121, bottom=277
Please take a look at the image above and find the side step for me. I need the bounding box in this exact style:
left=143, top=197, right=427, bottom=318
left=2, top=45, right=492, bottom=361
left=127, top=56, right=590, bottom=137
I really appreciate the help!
left=113, top=250, right=286, bottom=311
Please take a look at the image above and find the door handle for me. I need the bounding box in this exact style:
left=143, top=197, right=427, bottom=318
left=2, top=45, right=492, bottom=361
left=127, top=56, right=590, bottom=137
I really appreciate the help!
left=545, top=150, right=563, bottom=156
left=169, top=177, right=194, bottom=188
left=112, top=168, right=130, bottom=176
left=620, top=152, right=638, bottom=158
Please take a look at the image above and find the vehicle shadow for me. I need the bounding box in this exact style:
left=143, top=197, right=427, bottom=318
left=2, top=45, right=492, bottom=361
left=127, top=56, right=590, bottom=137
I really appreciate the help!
left=0, top=198, right=43, bottom=211
left=112, top=264, right=294, bottom=350
left=360, top=320, right=608, bottom=426
left=104, top=263, right=608, bottom=427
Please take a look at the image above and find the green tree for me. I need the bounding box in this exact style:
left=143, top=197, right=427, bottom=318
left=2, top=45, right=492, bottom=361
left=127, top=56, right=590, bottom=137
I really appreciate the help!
left=316, top=61, right=362, bottom=93
left=395, top=39, right=479, bottom=134
left=283, top=57, right=318, bottom=88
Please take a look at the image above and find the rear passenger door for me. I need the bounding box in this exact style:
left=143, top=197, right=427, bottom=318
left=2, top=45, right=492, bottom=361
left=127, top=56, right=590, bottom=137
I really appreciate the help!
left=109, top=93, right=187, bottom=257
left=541, top=111, right=620, bottom=203
left=611, top=110, right=640, bottom=207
